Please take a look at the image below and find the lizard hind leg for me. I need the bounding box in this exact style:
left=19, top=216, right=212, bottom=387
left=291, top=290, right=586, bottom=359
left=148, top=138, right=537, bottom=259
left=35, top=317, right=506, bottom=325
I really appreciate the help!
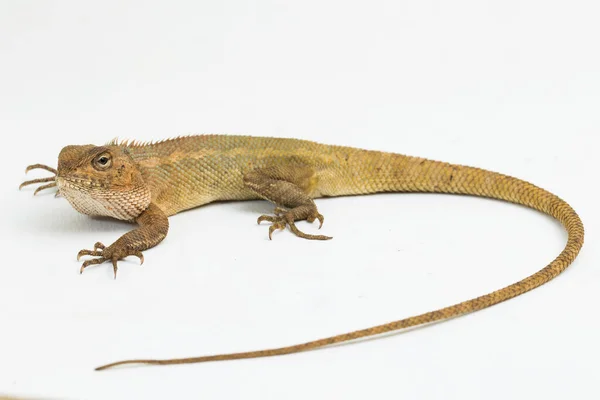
left=243, top=166, right=331, bottom=241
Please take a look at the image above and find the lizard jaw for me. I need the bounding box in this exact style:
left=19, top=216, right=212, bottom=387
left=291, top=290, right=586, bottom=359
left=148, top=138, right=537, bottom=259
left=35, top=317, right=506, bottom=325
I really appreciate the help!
left=57, top=176, right=151, bottom=221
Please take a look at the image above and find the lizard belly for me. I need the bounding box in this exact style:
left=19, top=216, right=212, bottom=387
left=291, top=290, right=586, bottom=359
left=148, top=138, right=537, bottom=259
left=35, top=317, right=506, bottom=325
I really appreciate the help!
left=148, top=173, right=261, bottom=216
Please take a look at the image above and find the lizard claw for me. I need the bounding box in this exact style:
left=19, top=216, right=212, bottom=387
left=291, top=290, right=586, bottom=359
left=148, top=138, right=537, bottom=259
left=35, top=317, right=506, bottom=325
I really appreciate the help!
left=77, top=242, right=145, bottom=278
left=257, top=216, right=287, bottom=240
left=273, top=207, right=289, bottom=216
left=80, top=257, right=108, bottom=274
left=77, top=242, right=106, bottom=261
left=20, top=164, right=58, bottom=195
left=257, top=209, right=332, bottom=241
left=25, top=164, right=57, bottom=174
left=133, top=251, right=145, bottom=266
left=306, top=213, right=325, bottom=229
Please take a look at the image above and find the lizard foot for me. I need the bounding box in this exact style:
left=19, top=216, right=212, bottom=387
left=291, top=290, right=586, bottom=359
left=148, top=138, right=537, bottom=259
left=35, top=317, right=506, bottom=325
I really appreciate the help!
left=19, top=164, right=59, bottom=195
left=257, top=207, right=332, bottom=241
left=77, top=242, right=144, bottom=279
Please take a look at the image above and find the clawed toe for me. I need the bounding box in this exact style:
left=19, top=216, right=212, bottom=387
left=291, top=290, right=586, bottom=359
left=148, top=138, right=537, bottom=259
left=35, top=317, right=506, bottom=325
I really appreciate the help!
left=306, top=213, right=325, bottom=229
left=80, top=257, right=107, bottom=274
left=273, top=207, right=289, bottom=216
left=20, top=164, right=58, bottom=195
left=77, top=242, right=106, bottom=261
left=77, top=242, right=144, bottom=279
left=77, top=249, right=103, bottom=260
left=268, top=220, right=287, bottom=240
left=286, top=220, right=332, bottom=240
left=257, top=210, right=332, bottom=241
left=78, top=242, right=108, bottom=273
left=257, top=215, right=276, bottom=224
left=33, top=183, right=58, bottom=195
left=25, top=164, right=57, bottom=174
left=132, top=251, right=144, bottom=265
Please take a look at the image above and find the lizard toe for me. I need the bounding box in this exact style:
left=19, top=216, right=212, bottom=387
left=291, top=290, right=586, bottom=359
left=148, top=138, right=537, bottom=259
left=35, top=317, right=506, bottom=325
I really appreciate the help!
left=19, top=164, right=58, bottom=195
left=80, top=257, right=107, bottom=274
left=77, top=242, right=106, bottom=261
left=77, top=242, right=145, bottom=278
left=257, top=212, right=331, bottom=241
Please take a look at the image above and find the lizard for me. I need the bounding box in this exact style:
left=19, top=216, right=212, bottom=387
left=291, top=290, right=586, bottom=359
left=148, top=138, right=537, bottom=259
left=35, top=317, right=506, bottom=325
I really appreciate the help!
left=19, top=134, right=584, bottom=370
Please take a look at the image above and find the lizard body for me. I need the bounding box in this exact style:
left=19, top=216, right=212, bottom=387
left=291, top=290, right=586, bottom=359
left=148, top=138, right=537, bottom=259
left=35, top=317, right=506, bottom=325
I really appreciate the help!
left=19, top=134, right=584, bottom=370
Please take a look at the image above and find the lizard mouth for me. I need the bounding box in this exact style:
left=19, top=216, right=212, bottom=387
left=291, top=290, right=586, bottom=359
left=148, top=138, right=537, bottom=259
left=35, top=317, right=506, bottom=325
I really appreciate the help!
left=58, top=176, right=94, bottom=187
left=56, top=176, right=106, bottom=206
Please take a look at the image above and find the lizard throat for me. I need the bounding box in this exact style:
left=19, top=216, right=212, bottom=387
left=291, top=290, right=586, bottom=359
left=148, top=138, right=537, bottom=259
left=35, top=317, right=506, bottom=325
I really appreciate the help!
left=57, top=177, right=151, bottom=221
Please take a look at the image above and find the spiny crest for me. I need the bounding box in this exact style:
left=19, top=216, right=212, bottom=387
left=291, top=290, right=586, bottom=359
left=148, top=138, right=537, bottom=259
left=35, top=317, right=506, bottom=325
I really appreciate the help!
left=106, top=135, right=200, bottom=148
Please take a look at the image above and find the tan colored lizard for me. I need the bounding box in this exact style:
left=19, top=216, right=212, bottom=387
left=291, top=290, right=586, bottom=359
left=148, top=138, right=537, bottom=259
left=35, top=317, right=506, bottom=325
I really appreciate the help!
left=19, top=135, right=584, bottom=370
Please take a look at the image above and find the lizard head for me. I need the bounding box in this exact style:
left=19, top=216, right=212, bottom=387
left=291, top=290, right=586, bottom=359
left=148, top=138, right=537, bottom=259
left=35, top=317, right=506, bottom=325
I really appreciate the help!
left=56, top=145, right=151, bottom=220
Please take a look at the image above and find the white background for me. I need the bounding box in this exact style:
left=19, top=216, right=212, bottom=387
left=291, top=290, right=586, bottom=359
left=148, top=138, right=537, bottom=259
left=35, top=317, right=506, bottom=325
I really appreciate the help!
left=0, top=1, right=598, bottom=399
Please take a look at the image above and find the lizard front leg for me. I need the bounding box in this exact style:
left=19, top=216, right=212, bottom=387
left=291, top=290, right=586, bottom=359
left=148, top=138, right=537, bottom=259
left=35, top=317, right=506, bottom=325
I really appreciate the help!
left=19, top=164, right=58, bottom=195
left=77, top=203, right=169, bottom=278
left=243, top=165, right=331, bottom=241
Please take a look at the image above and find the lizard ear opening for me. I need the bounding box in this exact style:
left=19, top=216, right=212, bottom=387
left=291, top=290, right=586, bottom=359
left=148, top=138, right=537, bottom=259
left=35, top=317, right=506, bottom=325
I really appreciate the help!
left=92, top=152, right=113, bottom=171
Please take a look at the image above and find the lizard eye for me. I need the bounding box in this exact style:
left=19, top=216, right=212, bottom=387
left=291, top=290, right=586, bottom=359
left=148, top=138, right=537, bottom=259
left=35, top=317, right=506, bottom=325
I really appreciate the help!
left=93, top=153, right=112, bottom=170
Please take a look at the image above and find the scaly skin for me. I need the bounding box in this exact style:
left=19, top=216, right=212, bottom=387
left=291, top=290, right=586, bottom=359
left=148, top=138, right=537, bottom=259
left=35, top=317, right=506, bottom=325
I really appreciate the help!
left=19, top=134, right=584, bottom=370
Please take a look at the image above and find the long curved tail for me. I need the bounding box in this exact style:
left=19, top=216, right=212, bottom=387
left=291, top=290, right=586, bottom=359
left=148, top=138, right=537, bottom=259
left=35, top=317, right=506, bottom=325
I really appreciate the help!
left=95, top=154, right=584, bottom=370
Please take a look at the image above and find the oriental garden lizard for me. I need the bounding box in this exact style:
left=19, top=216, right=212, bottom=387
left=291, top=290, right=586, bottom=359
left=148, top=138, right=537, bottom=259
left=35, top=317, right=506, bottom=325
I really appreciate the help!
left=19, top=135, right=584, bottom=370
